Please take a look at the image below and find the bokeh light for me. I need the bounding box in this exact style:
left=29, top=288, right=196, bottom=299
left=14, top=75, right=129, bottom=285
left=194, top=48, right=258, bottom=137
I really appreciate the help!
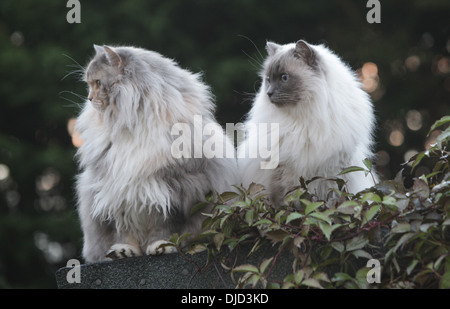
left=10, top=31, right=24, bottom=47
left=437, top=57, right=450, bottom=74
left=405, top=55, right=421, bottom=72
left=36, top=169, right=60, bottom=193
left=67, top=118, right=84, bottom=148
left=376, top=150, right=390, bottom=166
left=360, top=62, right=379, bottom=93
left=0, top=164, right=10, bottom=181
left=389, top=129, right=405, bottom=147
left=406, top=110, right=423, bottom=131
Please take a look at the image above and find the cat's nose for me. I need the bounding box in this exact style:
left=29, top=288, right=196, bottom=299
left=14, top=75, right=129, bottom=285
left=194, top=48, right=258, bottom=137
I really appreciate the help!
left=88, top=90, right=94, bottom=102
left=266, top=89, right=274, bottom=98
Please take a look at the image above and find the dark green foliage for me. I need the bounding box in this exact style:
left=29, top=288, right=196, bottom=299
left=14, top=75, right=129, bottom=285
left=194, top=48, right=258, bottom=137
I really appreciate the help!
left=171, top=117, right=450, bottom=288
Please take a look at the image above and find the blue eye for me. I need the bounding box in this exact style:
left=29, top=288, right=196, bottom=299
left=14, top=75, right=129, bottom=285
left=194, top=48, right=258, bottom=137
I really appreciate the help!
left=281, top=73, right=289, bottom=82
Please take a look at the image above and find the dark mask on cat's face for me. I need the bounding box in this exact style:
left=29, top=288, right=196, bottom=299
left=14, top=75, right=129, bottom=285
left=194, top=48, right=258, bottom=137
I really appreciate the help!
left=263, top=40, right=318, bottom=107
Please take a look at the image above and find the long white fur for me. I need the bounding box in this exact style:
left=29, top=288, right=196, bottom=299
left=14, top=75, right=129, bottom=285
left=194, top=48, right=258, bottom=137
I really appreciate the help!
left=238, top=42, right=377, bottom=198
left=76, top=46, right=237, bottom=241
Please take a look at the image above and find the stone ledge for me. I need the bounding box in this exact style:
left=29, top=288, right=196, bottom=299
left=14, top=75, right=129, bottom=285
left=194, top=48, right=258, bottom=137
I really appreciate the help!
left=55, top=244, right=293, bottom=289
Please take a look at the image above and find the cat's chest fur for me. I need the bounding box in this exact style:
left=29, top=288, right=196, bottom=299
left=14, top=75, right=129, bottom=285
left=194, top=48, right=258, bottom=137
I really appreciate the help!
left=278, top=122, right=350, bottom=177
left=78, top=116, right=176, bottom=221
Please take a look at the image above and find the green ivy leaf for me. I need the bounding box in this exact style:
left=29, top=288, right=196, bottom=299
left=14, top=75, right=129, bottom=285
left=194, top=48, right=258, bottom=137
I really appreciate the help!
left=351, top=249, right=372, bottom=260
left=382, top=195, right=398, bottom=210
left=338, top=166, right=365, bottom=175
left=406, top=259, right=419, bottom=275
left=313, top=272, right=331, bottom=283
left=248, top=182, right=265, bottom=196
left=190, top=201, right=210, bottom=216
left=305, top=201, right=324, bottom=215
left=319, top=222, right=332, bottom=241
left=331, top=242, right=345, bottom=253
left=336, top=201, right=359, bottom=215
left=393, top=232, right=415, bottom=252
left=345, top=235, right=368, bottom=251
left=428, top=115, right=450, bottom=134
left=265, top=230, right=291, bottom=244
left=301, top=278, right=323, bottom=289
left=233, top=264, right=259, bottom=274
left=286, top=212, right=303, bottom=224
left=254, top=218, right=272, bottom=226
left=245, top=209, right=255, bottom=226
left=362, top=204, right=381, bottom=225
left=213, top=233, right=224, bottom=251
left=294, top=270, right=304, bottom=285
left=309, top=212, right=332, bottom=224
left=411, top=152, right=427, bottom=172
left=391, top=223, right=411, bottom=234
left=186, top=243, right=207, bottom=255
left=355, top=267, right=370, bottom=289
left=282, top=281, right=296, bottom=289
left=259, top=257, right=274, bottom=274
left=219, top=191, right=240, bottom=202
left=436, top=127, right=450, bottom=148
left=361, top=192, right=381, bottom=204
left=363, top=158, right=373, bottom=171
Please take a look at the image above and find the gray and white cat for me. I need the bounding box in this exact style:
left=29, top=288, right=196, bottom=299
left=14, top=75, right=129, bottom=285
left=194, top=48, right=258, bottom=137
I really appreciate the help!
left=75, top=45, right=238, bottom=262
left=238, top=40, right=377, bottom=205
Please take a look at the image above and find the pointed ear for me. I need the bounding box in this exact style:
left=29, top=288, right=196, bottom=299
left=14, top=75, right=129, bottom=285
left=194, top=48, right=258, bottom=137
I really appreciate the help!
left=266, top=41, right=281, bottom=56
left=103, top=46, right=123, bottom=68
left=93, top=44, right=104, bottom=55
left=294, top=40, right=316, bottom=66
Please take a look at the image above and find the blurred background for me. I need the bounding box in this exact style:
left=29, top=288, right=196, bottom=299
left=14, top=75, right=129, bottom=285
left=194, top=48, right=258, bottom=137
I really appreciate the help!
left=0, top=0, right=448, bottom=288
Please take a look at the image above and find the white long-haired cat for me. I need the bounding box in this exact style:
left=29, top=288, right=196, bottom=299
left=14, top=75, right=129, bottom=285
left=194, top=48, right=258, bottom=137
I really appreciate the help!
left=238, top=40, right=377, bottom=205
left=75, top=45, right=238, bottom=262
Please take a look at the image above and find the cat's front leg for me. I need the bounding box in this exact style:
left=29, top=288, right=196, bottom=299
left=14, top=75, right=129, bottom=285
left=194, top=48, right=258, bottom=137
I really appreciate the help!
left=78, top=193, right=116, bottom=262
left=106, top=244, right=142, bottom=259
left=145, top=240, right=177, bottom=255
left=106, top=233, right=143, bottom=260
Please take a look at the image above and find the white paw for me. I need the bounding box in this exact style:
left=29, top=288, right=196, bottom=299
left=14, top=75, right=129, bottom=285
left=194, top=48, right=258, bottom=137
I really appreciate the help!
left=146, top=240, right=177, bottom=255
left=106, top=244, right=142, bottom=260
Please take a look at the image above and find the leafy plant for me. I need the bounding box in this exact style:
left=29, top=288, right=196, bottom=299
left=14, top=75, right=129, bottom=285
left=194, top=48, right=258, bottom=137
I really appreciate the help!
left=169, top=116, right=450, bottom=289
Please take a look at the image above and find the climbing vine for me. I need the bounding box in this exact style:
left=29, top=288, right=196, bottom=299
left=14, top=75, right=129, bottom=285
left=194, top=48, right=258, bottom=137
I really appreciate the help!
left=169, top=116, right=450, bottom=289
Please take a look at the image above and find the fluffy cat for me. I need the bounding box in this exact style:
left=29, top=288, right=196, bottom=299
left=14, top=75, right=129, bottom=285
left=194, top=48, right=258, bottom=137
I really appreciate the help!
left=238, top=40, right=377, bottom=205
left=75, top=45, right=238, bottom=262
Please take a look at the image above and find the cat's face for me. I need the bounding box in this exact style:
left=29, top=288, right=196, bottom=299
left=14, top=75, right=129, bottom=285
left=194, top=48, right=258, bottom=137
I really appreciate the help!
left=263, top=40, right=318, bottom=107
left=85, top=45, right=124, bottom=111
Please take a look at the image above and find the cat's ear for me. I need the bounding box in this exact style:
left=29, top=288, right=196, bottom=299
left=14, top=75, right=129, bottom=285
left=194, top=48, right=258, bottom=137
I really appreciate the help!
left=93, top=44, right=104, bottom=55
left=266, top=42, right=281, bottom=57
left=103, top=46, right=123, bottom=68
left=294, top=40, right=316, bottom=66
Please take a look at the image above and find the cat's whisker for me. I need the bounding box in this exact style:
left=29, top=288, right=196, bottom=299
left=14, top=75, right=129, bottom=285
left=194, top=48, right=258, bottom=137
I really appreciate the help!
left=62, top=54, right=86, bottom=82
left=238, top=34, right=266, bottom=63
left=62, top=69, right=85, bottom=81
left=59, top=90, right=87, bottom=109
left=63, top=54, right=84, bottom=69
left=241, top=50, right=263, bottom=72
